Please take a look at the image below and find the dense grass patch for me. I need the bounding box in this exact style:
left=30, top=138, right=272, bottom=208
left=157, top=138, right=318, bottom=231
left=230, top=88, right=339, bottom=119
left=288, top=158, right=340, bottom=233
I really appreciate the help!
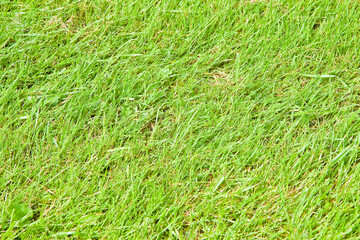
left=1, top=0, right=360, bottom=238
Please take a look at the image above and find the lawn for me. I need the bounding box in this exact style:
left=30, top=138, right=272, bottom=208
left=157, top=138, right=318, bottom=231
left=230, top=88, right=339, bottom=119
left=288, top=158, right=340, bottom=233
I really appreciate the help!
left=1, top=0, right=360, bottom=239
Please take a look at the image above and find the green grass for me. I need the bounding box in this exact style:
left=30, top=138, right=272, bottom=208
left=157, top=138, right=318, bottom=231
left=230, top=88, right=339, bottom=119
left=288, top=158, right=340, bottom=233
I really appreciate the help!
left=1, top=0, right=360, bottom=238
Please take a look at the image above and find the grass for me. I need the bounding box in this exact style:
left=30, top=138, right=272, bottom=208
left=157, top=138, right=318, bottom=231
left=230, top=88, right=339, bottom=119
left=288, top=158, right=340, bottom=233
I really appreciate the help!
left=1, top=0, right=360, bottom=238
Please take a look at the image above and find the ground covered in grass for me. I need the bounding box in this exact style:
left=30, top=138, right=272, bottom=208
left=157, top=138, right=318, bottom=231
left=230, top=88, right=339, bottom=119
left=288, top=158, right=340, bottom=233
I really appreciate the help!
left=1, top=0, right=360, bottom=239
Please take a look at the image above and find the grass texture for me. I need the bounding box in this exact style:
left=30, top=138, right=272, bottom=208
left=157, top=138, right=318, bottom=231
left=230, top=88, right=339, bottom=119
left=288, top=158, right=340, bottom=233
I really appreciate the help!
left=1, top=0, right=360, bottom=239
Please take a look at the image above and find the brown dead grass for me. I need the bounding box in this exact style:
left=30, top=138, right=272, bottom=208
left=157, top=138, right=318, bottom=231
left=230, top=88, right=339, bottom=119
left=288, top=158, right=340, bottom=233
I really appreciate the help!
left=209, top=71, right=234, bottom=87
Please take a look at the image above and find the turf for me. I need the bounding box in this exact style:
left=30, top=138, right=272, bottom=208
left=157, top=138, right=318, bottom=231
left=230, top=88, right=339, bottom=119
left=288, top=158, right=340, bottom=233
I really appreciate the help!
left=1, top=0, right=360, bottom=239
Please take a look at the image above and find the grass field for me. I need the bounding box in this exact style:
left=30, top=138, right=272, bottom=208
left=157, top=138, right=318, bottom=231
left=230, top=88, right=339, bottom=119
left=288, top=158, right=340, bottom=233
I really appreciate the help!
left=1, top=0, right=360, bottom=239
